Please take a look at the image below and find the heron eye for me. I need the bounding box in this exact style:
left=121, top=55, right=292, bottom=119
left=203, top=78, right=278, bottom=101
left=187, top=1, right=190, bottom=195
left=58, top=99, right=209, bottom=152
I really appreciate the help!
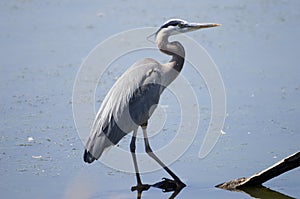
left=178, top=23, right=184, bottom=28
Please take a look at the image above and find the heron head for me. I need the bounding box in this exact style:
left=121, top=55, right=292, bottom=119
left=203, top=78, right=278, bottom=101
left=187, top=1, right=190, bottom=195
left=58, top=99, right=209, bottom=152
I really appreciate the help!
left=156, top=19, right=220, bottom=37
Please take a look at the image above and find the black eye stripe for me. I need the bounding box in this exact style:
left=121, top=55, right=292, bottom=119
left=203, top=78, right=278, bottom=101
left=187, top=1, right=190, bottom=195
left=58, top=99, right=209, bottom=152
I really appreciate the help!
left=155, top=19, right=186, bottom=36
left=160, top=20, right=182, bottom=29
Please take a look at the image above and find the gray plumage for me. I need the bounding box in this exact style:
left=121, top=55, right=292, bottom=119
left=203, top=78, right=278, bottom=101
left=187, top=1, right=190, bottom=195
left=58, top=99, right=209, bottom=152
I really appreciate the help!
left=84, top=59, right=166, bottom=162
left=84, top=19, right=220, bottom=164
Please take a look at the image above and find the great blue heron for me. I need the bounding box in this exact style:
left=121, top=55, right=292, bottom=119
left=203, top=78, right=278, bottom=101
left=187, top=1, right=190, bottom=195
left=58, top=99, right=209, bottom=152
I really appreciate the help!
left=84, top=19, right=220, bottom=192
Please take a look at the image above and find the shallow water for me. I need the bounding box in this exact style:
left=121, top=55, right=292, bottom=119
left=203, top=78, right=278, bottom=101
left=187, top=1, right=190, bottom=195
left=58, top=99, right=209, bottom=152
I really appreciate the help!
left=1, top=0, right=300, bottom=199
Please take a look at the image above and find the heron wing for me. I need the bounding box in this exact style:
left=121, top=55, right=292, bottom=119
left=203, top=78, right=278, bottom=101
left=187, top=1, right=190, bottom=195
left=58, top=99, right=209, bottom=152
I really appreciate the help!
left=84, top=58, right=164, bottom=161
left=129, top=72, right=163, bottom=126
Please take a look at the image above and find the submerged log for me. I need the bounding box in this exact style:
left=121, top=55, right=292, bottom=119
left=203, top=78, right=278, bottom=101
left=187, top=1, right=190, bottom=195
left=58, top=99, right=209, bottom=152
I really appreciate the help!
left=216, top=151, right=300, bottom=190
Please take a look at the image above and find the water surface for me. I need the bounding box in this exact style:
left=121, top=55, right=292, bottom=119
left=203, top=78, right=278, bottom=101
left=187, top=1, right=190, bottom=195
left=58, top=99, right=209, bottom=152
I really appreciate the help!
left=0, top=0, right=299, bottom=198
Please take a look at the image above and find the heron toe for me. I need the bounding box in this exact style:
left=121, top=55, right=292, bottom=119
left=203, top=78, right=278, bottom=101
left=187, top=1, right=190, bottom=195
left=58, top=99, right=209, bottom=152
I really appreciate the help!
left=131, top=183, right=150, bottom=192
left=153, top=178, right=186, bottom=192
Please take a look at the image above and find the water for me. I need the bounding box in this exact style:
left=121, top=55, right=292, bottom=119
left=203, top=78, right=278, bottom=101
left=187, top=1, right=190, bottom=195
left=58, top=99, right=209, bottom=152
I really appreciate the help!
left=0, top=0, right=299, bottom=198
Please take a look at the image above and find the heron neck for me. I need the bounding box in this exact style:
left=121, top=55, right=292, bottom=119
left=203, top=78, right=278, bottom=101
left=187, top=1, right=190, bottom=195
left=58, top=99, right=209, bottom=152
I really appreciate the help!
left=157, top=37, right=185, bottom=72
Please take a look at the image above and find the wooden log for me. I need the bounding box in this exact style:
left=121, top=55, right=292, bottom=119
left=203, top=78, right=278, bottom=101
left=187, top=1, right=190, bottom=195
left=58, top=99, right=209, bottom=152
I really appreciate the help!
left=216, top=151, right=300, bottom=190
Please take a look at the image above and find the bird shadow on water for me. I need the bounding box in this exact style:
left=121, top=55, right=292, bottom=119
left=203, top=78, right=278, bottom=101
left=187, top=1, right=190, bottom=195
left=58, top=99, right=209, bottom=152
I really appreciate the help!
left=131, top=177, right=185, bottom=199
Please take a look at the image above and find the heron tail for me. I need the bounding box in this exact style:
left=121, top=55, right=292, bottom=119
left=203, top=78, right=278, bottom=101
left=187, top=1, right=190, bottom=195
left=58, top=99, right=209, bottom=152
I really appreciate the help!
left=83, top=149, right=96, bottom=163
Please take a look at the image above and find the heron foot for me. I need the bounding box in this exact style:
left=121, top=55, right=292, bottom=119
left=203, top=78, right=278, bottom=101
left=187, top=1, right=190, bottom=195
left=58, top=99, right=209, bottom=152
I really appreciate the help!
left=131, top=183, right=150, bottom=192
left=153, top=178, right=186, bottom=192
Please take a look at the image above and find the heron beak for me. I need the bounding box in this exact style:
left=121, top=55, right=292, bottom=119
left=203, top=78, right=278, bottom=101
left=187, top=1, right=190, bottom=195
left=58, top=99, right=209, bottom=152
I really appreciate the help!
left=187, top=23, right=221, bottom=30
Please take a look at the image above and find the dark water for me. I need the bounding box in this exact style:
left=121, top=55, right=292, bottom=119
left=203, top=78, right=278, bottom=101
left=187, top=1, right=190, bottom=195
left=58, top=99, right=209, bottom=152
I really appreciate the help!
left=0, top=0, right=299, bottom=198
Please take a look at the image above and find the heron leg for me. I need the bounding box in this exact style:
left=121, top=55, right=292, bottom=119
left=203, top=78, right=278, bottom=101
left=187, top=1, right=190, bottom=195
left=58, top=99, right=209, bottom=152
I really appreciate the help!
left=130, top=129, right=150, bottom=195
left=130, top=129, right=142, bottom=184
left=141, top=123, right=186, bottom=188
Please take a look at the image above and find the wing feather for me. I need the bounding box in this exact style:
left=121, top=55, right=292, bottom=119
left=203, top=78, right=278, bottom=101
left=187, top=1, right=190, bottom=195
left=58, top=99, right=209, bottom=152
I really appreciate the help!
left=84, top=58, right=164, bottom=161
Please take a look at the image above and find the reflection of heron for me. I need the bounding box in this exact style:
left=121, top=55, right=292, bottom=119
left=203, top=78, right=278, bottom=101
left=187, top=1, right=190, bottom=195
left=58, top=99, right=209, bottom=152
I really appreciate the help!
left=84, top=19, right=220, bottom=192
